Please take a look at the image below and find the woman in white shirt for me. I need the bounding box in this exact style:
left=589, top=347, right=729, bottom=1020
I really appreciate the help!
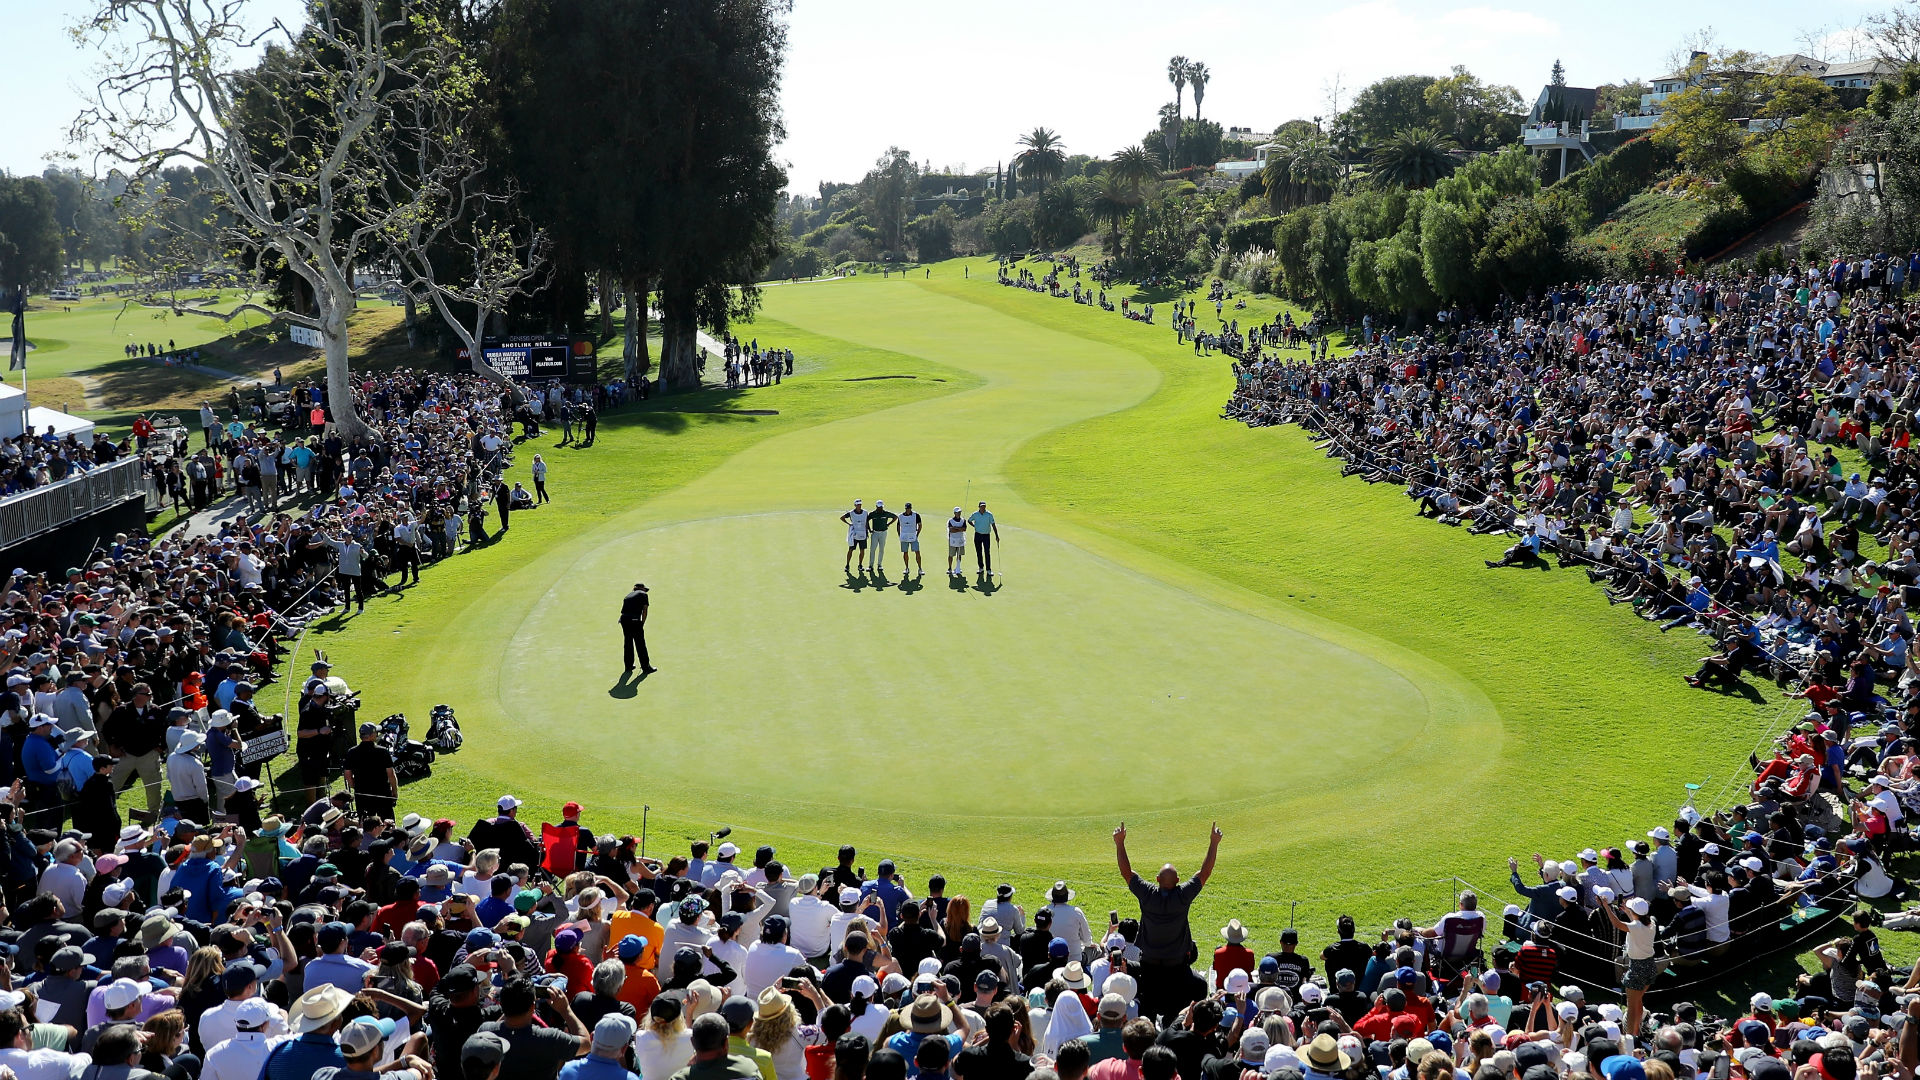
left=1600, top=895, right=1658, bottom=1043
left=847, top=976, right=889, bottom=1043
left=634, top=995, right=694, bottom=1080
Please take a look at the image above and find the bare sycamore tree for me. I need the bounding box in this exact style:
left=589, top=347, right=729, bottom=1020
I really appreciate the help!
left=71, top=0, right=470, bottom=441
left=1867, top=0, right=1920, bottom=65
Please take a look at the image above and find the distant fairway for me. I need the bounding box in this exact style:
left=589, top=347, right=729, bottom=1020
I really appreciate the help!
left=310, top=259, right=1773, bottom=939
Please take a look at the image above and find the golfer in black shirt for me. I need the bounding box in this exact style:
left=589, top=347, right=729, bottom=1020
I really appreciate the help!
left=620, top=584, right=654, bottom=675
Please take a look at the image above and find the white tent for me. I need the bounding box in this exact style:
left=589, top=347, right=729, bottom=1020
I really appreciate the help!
left=25, top=406, right=93, bottom=440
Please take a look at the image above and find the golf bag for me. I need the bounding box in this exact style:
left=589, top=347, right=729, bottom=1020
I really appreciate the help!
left=425, top=704, right=463, bottom=754
left=377, top=712, right=437, bottom=785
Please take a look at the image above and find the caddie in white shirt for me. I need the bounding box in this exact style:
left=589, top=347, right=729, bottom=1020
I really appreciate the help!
left=896, top=503, right=925, bottom=578
left=947, top=507, right=968, bottom=577
left=840, top=500, right=869, bottom=574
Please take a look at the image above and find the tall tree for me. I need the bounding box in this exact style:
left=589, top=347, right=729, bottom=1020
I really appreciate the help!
left=73, top=0, right=484, bottom=440
left=1371, top=126, right=1459, bottom=188
left=0, top=175, right=64, bottom=291
left=1167, top=57, right=1189, bottom=161
left=860, top=147, right=916, bottom=252
left=495, top=0, right=671, bottom=381
left=648, top=0, right=789, bottom=391
left=1339, top=74, right=1441, bottom=150
left=1088, top=172, right=1137, bottom=256
left=1188, top=62, right=1210, bottom=121
left=1014, top=128, right=1066, bottom=194
left=1109, top=145, right=1159, bottom=195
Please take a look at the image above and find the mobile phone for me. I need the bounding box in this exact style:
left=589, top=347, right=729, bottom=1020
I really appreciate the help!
left=1109, top=910, right=1119, bottom=924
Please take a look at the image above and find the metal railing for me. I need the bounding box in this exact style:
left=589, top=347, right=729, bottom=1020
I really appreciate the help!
left=0, top=457, right=145, bottom=548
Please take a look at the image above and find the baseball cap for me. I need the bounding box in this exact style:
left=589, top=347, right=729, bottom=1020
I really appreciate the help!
left=103, top=978, right=145, bottom=1012
left=235, top=998, right=274, bottom=1030
left=338, top=1016, right=396, bottom=1057
left=593, top=1014, right=637, bottom=1055
left=497, top=795, right=522, bottom=812
left=463, top=1032, right=509, bottom=1069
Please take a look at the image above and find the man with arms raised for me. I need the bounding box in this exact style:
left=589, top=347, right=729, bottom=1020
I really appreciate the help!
left=1114, top=821, right=1222, bottom=1023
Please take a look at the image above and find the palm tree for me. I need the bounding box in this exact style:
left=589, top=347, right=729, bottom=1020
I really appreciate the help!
left=1370, top=126, right=1459, bottom=188
left=1089, top=172, right=1139, bottom=257
left=1109, top=144, right=1159, bottom=196
left=1167, top=57, right=1189, bottom=162
left=1262, top=131, right=1341, bottom=210
left=1013, top=127, right=1067, bottom=194
left=1187, top=62, right=1210, bottom=122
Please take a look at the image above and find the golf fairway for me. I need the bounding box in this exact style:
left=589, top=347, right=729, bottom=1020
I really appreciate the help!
left=310, top=260, right=1773, bottom=938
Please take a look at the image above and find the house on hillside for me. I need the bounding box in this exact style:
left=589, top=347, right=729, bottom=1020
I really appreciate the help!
left=1214, top=141, right=1276, bottom=181
left=1618, top=52, right=1896, bottom=131
left=1523, top=84, right=1601, bottom=179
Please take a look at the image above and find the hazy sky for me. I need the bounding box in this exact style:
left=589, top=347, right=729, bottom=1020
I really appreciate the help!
left=4, top=0, right=1884, bottom=193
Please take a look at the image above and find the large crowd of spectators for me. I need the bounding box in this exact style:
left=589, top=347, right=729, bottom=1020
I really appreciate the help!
left=4, top=260, right=1920, bottom=1080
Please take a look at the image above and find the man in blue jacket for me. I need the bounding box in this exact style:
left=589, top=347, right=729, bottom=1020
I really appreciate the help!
left=173, top=831, right=242, bottom=925
left=20, top=715, right=62, bottom=828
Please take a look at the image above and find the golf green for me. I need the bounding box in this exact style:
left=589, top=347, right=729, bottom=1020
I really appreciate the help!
left=310, top=260, right=1770, bottom=939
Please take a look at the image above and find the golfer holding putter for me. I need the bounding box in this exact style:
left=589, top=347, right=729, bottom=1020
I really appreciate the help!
left=866, top=500, right=897, bottom=573
left=969, top=501, right=1000, bottom=578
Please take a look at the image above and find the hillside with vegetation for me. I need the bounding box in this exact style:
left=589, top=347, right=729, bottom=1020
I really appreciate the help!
left=764, top=40, right=1918, bottom=322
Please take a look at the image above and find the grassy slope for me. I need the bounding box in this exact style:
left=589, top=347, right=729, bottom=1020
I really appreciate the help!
left=949, top=258, right=1781, bottom=913
left=18, top=292, right=406, bottom=434
left=277, top=262, right=1786, bottom=964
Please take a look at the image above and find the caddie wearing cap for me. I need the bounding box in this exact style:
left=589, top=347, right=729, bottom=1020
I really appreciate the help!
left=946, top=507, right=968, bottom=577
left=841, top=499, right=870, bottom=575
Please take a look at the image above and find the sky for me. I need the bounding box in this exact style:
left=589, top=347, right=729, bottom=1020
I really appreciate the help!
left=2, top=0, right=1887, bottom=192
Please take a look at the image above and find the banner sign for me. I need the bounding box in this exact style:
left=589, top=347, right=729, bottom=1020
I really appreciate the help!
left=480, top=335, right=593, bottom=383
left=239, top=728, right=289, bottom=766
left=287, top=325, right=323, bottom=348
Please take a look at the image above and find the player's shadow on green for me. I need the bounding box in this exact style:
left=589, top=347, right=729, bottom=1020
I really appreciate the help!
left=839, top=572, right=871, bottom=592
left=972, top=576, right=1000, bottom=596
left=946, top=574, right=968, bottom=594
left=608, top=670, right=648, bottom=698
left=896, top=576, right=922, bottom=595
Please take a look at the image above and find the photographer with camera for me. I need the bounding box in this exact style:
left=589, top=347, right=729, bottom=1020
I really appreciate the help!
left=477, top=975, right=591, bottom=1079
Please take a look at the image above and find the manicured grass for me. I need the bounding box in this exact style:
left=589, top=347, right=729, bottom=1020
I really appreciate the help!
left=16, top=291, right=400, bottom=434
left=287, top=259, right=1783, bottom=983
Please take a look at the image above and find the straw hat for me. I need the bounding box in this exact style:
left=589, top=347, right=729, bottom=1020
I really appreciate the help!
left=756, top=986, right=794, bottom=1021
left=290, top=984, right=355, bottom=1034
